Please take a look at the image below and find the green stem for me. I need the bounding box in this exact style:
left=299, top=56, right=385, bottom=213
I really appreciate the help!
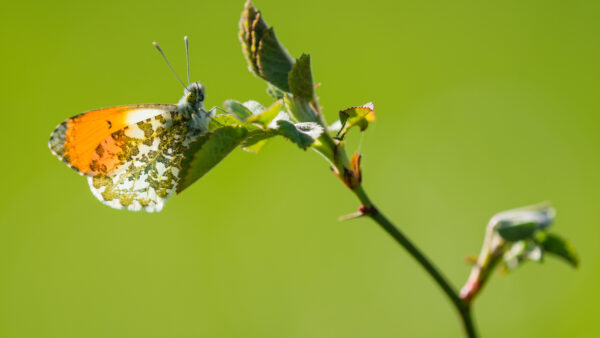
left=352, top=185, right=478, bottom=338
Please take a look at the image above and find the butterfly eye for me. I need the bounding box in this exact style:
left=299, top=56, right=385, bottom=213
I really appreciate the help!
left=186, top=91, right=197, bottom=103
left=185, top=82, right=205, bottom=103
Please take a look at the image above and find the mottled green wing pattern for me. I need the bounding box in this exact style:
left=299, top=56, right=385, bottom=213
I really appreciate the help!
left=87, top=109, right=206, bottom=212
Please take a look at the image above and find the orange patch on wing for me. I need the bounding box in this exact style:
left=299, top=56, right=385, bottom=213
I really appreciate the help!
left=89, top=129, right=127, bottom=174
left=57, top=105, right=168, bottom=174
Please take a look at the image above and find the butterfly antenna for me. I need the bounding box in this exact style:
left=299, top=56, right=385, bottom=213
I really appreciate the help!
left=184, top=36, right=191, bottom=85
left=152, top=41, right=186, bottom=88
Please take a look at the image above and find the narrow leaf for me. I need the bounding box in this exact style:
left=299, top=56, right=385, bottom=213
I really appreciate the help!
left=537, top=232, right=579, bottom=267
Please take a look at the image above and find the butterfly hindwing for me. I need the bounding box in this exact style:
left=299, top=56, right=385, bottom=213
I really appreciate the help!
left=86, top=109, right=205, bottom=212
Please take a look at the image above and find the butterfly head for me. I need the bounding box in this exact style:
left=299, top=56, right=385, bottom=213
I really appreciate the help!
left=178, top=81, right=205, bottom=113
left=185, top=82, right=205, bottom=105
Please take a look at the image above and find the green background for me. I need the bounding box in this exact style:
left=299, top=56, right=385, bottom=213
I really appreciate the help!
left=1, top=0, right=598, bottom=337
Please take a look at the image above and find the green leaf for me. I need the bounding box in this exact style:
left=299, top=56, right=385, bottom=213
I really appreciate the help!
left=238, top=108, right=323, bottom=152
left=537, top=232, right=579, bottom=267
left=250, top=11, right=268, bottom=56
left=241, top=129, right=277, bottom=153
left=177, top=126, right=248, bottom=193
left=256, top=27, right=294, bottom=91
left=491, top=202, right=555, bottom=230
left=239, top=0, right=266, bottom=74
left=337, top=102, right=376, bottom=139
left=496, top=221, right=537, bottom=242
left=295, top=122, right=324, bottom=139
left=289, top=54, right=315, bottom=103
left=242, top=138, right=270, bottom=153
left=241, top=100, right=265, bottom=115
left=224, top=100, right=253, bottom=120
left=247, top=100, right=283, bottom=126
left=207, top=114, right=244, bottom=131
left=239, top=0, right=294, bottom=90
left=284, top=94, right=317, bottom=123
left=207, top=110, right=263, bottom=134
left=275, top=120, right=323, bottom=149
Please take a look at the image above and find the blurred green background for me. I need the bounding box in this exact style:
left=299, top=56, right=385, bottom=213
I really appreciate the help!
left=1, top=0, right=598, bottom=337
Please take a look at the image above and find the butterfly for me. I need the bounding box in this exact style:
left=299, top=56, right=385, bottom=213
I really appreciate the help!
left=48, top=37, right=213, bottom=212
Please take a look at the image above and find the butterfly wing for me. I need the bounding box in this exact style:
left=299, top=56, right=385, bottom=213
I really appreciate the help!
left=87, top=109, right=206, bottom=212
left=49, top=104, right=206, bottom=212
left=49, top=104, right=177, bottom=175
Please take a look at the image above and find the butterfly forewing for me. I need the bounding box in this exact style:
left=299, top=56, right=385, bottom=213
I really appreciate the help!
left=49, top=105, right=176, bottom=175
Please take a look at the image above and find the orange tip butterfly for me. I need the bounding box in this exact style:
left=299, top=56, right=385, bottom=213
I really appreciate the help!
left=49, top=36, right=213, bottom=212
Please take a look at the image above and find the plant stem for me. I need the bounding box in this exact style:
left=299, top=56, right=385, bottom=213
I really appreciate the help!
left=352, top=185, right=478, bottom=338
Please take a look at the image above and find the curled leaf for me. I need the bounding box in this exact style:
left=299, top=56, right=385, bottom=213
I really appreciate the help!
left=460, top=201, right=578, bottom=303
left=491, top=202, right=555, bottom=231
left=337, top=102, right=376, bottom=139
left=351, top=152, right=362, bottom=183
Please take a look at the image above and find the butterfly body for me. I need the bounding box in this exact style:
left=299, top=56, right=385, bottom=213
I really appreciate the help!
left=49, top=82, right=211, bottom=212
